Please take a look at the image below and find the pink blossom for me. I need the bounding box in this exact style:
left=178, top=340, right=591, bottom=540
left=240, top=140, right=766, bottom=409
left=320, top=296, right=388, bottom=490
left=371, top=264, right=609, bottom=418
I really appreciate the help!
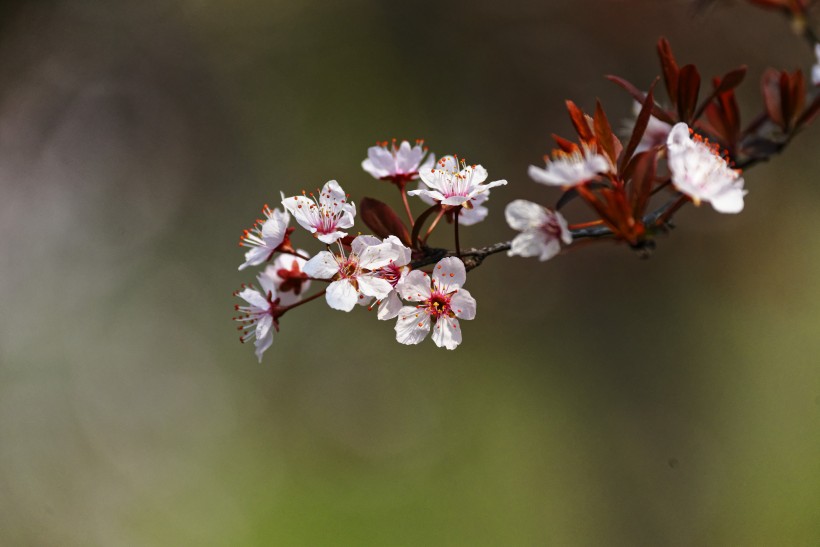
left=362, top=139, right=435, bottom=185
left=505, top=200, right=572, bottom=261
left=394, top=257, right=476, bottom=350
left=666, top=123, right=746, bottom=214
left=303, top=235, right=409, bottom=312
left=408, top=155, right=507, bottom=208
left=238, top=201, right=291, bottom=271
left=282, top=180, right=356, bottom=244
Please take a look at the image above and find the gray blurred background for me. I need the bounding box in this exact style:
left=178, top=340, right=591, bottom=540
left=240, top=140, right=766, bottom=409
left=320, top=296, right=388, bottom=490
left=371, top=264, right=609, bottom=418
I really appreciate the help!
left=1, top=1, right=819, bottom=545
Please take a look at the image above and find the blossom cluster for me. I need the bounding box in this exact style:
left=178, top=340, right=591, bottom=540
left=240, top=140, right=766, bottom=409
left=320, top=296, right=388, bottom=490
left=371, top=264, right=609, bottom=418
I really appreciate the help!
left=232, top=28, right=819, bottom=362
left=234, top=141, right=505, bottom=361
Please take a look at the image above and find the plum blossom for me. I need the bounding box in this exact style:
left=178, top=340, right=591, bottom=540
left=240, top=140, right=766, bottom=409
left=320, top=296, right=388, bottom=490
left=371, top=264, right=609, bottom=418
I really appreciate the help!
left=505, top=200, right=572, bottom=261
left=367, top=236, right=413, bottom=320
left=394, top=257, right=476, bottom=350
left=233, top=273, right=280, bottom=362
left=415, top=180, right=491, bottom=225
left=303, top=235, right=410, bottom=312
left=238, top=201, right=291, bottom=271
left=408, top=155, right=507, bottom=208
left=666, top=122, right=747, bottom=214
left=282, top=180, right=356, bottom=244
left=528, top=145, right=611, bottom=187
left=812, top=44, right=820, bottom=86
left=263, top=251, right=311, bottom=306
left=362, top=139, right=435, bottom=185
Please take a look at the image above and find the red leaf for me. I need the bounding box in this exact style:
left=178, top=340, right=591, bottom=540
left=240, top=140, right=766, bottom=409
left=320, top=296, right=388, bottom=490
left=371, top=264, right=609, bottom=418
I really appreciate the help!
left=565, top=100, right=595, bottom=143
left=657, top=38, right=680, bottom=105
left=593, top=100, right=621, bottom=166
left=628, top=150, right=657, bottom=218
left=692, top=65, right=747, bottom=121
left=606, top=75, right=676, bottom=125
left=762, top=69, right=785, bottom=129
left=359, top=197, right=412, bottom=246
left=551, top=134, right=580, bottom=153
left=676, top=64, right=701, bottom=124
left=620, top=81, right=658, bottom=173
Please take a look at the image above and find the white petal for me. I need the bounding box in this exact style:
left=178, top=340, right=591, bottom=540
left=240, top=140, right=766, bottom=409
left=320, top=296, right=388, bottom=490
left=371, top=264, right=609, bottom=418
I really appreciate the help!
left=397, top=270, right=432, bottom=302
left=377, top=291, right=403, bottom=320
left=282, top=195, right=319, bottom=233
left=325, top=279, right=359, bottom=312
left=508, top=231, right=549, bottom=259
left=440, top=195, right=471, bottom=207
left=709, top=184, right=746, bottom=214
left=321, top=179, right=346, bottom=204
left=261, top=209, right=289, bottom=240
left=357, top=274, right=393, bottom=300
left=395, top=306, right=431, bottom=345
left=457, top=203, right=488, bottom=226
left=666, top=122, right=692, bottom=150
left=431, top=317, right=462, bottom=350
left=255, top=314, right=273, bottom=341
left=362, top=158, right=386, bottom=179
left=505, top=199, right=548, bottom=230
left=432, top=257, right=466, bottom=290
left=482, top=178, right=507, bottom=191
left=303, top=251, right=338, bottom=279
left=237, top=287, right=269, bottom=310
left=384, top=235, right=412, bottom=265
left=315, top=230, right=348, bottom=244
left=450, top=288, right=476, bottom=320
left=254, top=330, right=274, bottom=363
left=238, top=246, right=271, bottom=271
left=538, top=238, right=562, bottom=261
left=352, top=234, right=381, bottom=256
left=358, top=240, right=401, bottom=270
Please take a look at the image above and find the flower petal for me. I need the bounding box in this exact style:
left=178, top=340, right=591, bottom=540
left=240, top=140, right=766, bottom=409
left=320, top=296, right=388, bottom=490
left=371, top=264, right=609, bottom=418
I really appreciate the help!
left=431, top=317, right=462, bottom=350
left=357, top=274, right=393, bottom=300
left=377, top=291, right=403, bottom=320
left=325, top=279, right=359, bottom=312
left=397, top=270, right=432, bottom=301
left=395, top=306, right=431, bottom=345
left=505, top=199, right=547, bottom=230
left=450, top=288, right=476, bottom=320
left=303, top=251, right=338, bottom=279
left=432, top=257, right=466, bottom=290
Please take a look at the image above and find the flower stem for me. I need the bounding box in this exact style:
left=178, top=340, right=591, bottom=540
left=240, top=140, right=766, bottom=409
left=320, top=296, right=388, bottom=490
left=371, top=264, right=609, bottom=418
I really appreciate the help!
left=399, top=183, right=415, bottom=228
left=453, top=207, right=462, bottom=257
left=423, top=207, right=446, bottom=244
left=280, top=289, right=327, bottom=313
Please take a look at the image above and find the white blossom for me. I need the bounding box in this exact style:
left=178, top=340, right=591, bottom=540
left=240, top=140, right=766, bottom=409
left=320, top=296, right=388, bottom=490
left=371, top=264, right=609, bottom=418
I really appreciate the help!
left=233, top=273, right=279, bottom=362
left=666, top=123, right=746, bottom=214
left=263, top=251, right=311, bottom=306
left=362, top=139, right=435, bottom=182
left=282, top=180, right=356, bottom=244
left=303, top=235, right=408, bottom=312
left=408, top=155, right=507, bottom=208
left=528, top=145, right=610, bottom=187
left=238, top=201, right=290, bottom=271
left=812, top=44, right=820, bottom=86
left=505, top=200, right=572, bottom=261
left=394, top=257, right=476, bottom=350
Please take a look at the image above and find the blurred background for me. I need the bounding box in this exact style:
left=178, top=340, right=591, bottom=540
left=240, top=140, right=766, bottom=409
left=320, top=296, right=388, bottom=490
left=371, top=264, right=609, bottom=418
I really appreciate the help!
left=1, top=0, right=819, bottom=545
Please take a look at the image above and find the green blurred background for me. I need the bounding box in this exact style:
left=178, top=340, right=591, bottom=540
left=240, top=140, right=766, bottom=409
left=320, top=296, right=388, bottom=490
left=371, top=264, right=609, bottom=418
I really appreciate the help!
left=1, top=1, right=819, bottom=545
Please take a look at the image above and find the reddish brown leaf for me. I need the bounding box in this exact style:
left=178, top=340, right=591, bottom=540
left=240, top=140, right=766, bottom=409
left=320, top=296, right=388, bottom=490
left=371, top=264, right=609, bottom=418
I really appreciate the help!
left=606, top=75, right=676, bottom=125
left=762, top=69, right=785, bottom=129
left=628, top=150, right=657, bottom=218
left=693, top=66, right=747, bottom=121
left=359, top=197, right=412, bottom=246
left=620, top=81, right=658, bottom=173
left=565, top=100, right=595, bottom=143
left=551, top=134, right=580, bottom=153
left=676, top=64, right=701, bottom=123
left=593, top=100, right=621, bottom=166
left=657, top=38, right=680, bottom=105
